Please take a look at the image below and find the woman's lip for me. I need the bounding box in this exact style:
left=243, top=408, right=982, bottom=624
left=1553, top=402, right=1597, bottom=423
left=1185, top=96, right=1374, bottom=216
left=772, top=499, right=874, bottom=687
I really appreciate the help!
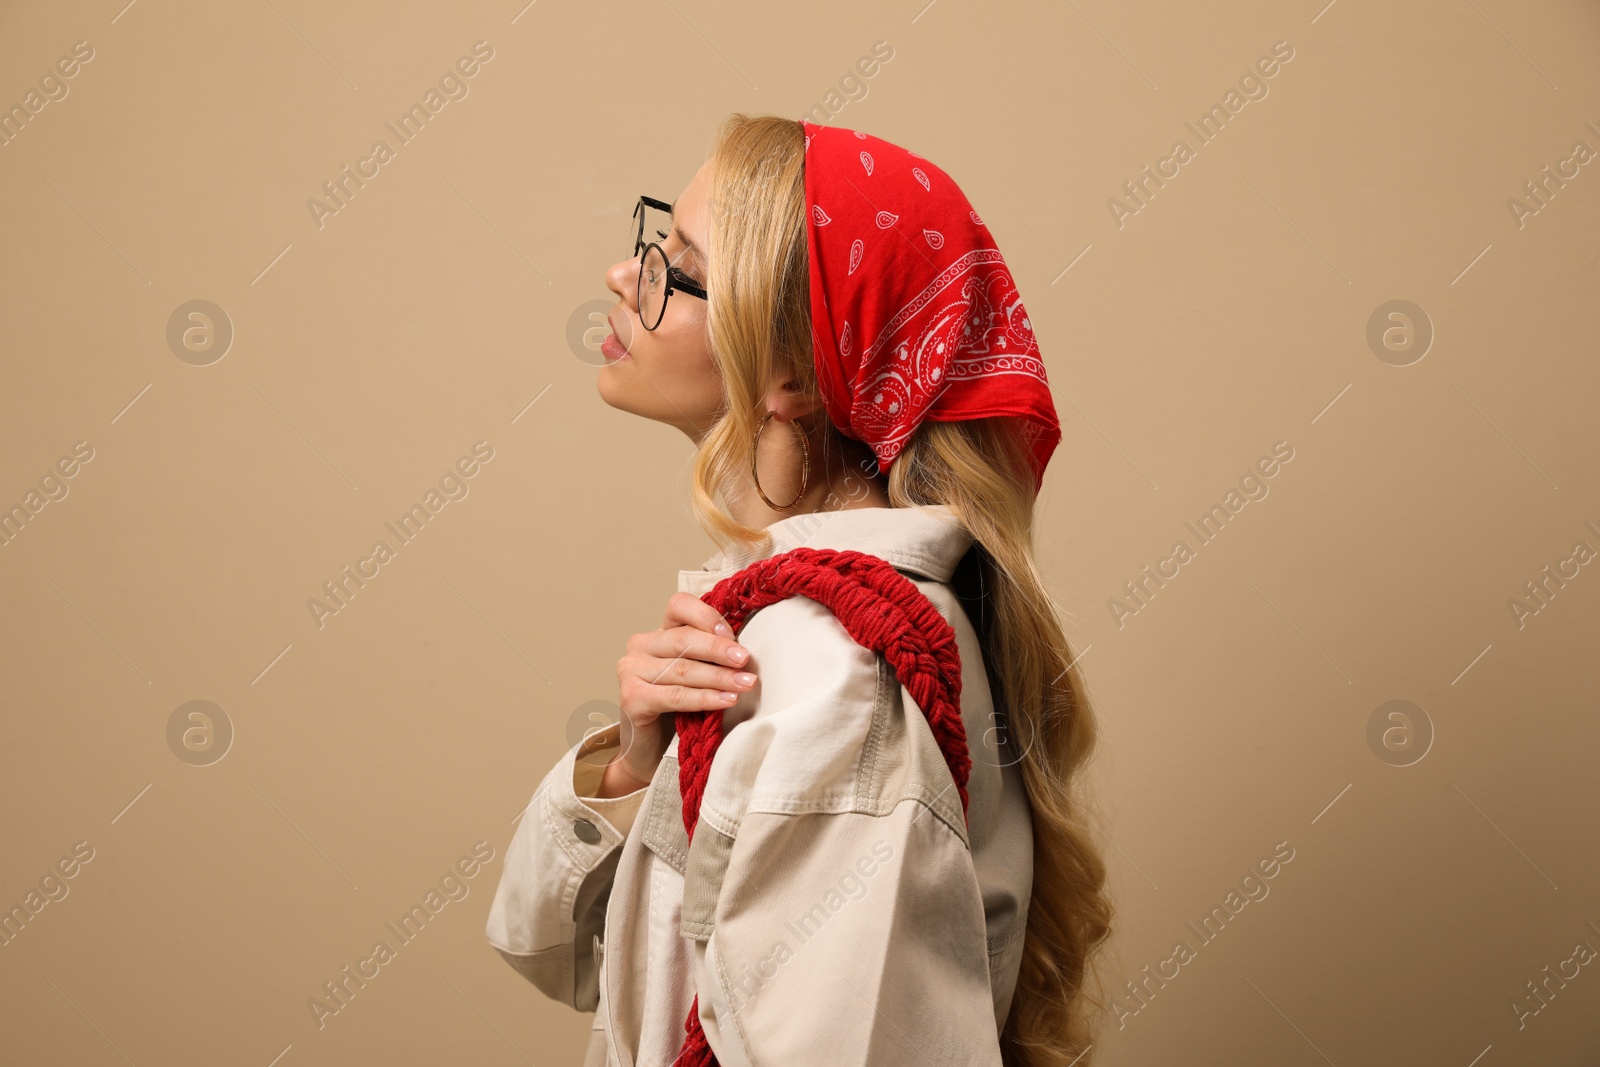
left=601, top=332, right=631, bottom=362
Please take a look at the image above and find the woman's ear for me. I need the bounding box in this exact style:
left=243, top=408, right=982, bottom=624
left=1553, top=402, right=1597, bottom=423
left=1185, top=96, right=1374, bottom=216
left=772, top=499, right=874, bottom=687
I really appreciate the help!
left=761, top=372, right=823, bottom=424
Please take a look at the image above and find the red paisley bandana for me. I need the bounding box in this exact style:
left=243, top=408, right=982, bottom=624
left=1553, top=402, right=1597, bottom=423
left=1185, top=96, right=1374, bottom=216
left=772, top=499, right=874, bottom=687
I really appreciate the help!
left=800, top=119, right=1062, bottom=493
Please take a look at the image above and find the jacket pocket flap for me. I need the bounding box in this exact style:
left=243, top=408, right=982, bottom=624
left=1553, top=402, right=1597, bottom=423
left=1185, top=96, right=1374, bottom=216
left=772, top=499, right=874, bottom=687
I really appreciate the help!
left=641, top=754, right=689, bottom=876
left=679, top=819, right=736, bottom=942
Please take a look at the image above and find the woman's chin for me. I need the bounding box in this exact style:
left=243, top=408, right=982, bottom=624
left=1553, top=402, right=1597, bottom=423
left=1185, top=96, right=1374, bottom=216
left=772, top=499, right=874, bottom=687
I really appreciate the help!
left=595, top=370, right=629, bottom=411
left=595, top=372, right=651, bottom=420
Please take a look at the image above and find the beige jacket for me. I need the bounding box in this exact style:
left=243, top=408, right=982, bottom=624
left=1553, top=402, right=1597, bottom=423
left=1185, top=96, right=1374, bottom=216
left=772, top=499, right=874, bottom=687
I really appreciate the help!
left=485, top=504, right=1035, bottom=1066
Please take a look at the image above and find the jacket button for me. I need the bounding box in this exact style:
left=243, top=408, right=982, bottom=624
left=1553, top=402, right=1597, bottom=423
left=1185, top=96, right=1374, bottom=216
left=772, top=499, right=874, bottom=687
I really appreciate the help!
left=573, top=818, right=602, bottom=844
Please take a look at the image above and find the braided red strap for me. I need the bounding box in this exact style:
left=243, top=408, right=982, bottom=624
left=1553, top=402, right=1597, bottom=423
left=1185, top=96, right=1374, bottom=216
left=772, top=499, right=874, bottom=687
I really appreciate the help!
left=669, top=547, right=972, bottom=1067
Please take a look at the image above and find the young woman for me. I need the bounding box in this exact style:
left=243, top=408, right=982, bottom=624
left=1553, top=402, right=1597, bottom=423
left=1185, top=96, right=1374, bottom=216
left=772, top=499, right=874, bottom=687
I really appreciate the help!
left=487, top=114, right=1113, bottom=1067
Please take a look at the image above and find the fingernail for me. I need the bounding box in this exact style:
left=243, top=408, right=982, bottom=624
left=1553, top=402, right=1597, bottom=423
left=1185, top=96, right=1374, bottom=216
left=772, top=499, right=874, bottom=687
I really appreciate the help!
left=715, top=622, right=729, bottom=634
left=734, top=672, right=756, bottom=687
left=719, top=691, right=739, bottom=702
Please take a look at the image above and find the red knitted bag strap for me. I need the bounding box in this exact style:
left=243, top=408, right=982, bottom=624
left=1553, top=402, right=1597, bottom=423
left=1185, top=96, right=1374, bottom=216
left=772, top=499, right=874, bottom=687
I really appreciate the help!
left=669, top=546, right=972, bottom=1067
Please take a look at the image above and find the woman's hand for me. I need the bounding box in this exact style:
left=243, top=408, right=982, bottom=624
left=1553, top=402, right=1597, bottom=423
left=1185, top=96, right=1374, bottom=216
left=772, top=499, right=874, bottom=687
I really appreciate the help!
left=600, top=592, right=757, bottom=797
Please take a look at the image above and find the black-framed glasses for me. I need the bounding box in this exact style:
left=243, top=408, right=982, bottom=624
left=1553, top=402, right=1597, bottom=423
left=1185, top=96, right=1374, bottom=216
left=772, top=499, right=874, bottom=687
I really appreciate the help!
left=631, top=194, right=707, bottom=331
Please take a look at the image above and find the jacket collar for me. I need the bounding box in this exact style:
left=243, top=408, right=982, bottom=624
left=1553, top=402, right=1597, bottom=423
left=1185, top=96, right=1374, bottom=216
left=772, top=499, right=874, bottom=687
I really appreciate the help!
left=676, top=504, right=975, bottom=597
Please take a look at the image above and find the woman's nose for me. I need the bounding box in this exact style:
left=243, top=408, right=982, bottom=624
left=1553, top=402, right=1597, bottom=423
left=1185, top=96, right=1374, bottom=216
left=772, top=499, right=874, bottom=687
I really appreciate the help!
left=606, top=256, right=639, bottom=309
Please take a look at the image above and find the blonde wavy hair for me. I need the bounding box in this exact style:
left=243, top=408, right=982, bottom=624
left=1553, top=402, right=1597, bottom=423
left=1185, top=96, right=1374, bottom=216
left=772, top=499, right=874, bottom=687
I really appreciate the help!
left=687, top=113, right=1115, bottom=1066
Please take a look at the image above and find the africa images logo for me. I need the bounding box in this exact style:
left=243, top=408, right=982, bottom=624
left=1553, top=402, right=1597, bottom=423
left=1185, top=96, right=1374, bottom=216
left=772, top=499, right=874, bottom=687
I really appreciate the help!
left=305, top=42, right=495, bottom=230
left=305, top=841, right=497, bottom=1029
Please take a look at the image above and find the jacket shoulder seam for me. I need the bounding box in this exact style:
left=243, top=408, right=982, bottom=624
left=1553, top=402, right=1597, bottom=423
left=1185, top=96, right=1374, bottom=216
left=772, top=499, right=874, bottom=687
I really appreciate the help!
left=734, top=791, right=971, bottom=846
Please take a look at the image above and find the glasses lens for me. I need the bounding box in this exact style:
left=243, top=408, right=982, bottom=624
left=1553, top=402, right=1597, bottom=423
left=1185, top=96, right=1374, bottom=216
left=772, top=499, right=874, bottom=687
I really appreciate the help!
left=639, top=244, right=669, bottom=329
left=633, top=198, right=671, bottom=258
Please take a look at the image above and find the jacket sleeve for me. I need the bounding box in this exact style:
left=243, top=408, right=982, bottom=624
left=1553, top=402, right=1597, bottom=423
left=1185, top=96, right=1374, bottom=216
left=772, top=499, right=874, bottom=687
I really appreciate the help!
left=678, top=596, right=1003, bottom=1067
left=485, top=720, right=648, bottom=1010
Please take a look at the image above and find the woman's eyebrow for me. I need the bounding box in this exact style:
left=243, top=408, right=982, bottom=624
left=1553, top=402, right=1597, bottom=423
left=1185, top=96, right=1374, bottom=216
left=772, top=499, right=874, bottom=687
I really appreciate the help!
left=665, top=198, right=705, bottom=271
left=672, top=227, right=702, bottom=262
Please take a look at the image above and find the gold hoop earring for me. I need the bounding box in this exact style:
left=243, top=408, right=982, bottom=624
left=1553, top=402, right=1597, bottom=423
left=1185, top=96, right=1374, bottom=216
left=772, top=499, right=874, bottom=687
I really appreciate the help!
left=751, top=410, right=810, bottom=511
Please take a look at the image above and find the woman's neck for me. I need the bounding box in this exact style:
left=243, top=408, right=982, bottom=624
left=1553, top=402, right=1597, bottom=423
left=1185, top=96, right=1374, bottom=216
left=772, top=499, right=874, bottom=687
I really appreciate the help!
left=727, top=449, right=891, bottom=530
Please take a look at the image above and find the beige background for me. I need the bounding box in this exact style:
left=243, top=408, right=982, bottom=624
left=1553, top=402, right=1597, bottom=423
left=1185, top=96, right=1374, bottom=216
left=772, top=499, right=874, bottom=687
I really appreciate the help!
left=2, top=0, right=1598, bottom=1064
